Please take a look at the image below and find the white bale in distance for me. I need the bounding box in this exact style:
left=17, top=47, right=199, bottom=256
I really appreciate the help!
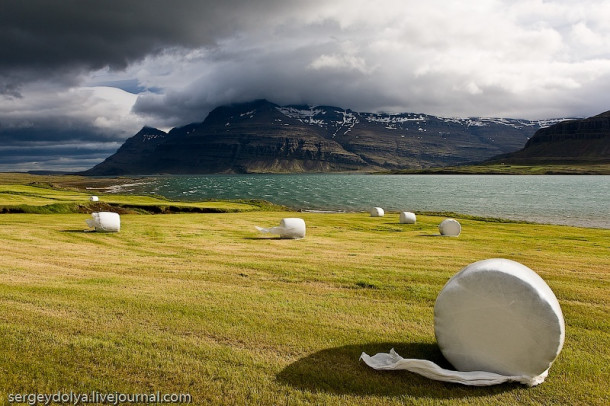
left=85, top=212, right=120, bottom=232
left=370, top=207, right=384, bottom=217
left=255, top=218, right=306, bottom=239
left=439, top=218, right=461, bottom=236
left=90, top=196, right=99, bottom=202
left=361, top=259, right=565, bottom=387
left=399, top=212, right=416, bottom=224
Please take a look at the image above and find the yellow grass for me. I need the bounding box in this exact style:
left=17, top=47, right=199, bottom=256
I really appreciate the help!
left=0, top=210, right=608, bottom=405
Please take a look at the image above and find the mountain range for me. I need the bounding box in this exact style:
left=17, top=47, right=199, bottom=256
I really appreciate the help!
left=83, top=99, right=572, bottom=175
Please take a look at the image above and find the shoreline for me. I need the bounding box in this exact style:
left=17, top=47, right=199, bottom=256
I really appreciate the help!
left=382, top=162, right=610, bottom=175
left=1, top=172, right=608, bottom=229
left=93, top=175, right=608, bottom=230
left=5, top=158, right=610, bottom=179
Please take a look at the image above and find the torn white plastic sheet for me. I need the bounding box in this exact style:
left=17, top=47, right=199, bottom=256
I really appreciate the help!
left=85, top=212, right=120, bottom=232
left=370, top=207, right=384, bottom=217
left=399, top=212, right=416, bottom=224
left=439, top=218, right=461, bottom=236
left=361, top=259, right=564, bottom=386
left=360, top=349, right=547, bottom=386
left=255, top=218, right=306, bottom=239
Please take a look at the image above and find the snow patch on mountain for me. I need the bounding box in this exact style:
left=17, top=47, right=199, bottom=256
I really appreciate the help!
left=362, top=113, right=427, bottom=124
left=441, top=117, right=567, bottom=129
left=275, top=104, right=570, bottom=136
left=277, top=106, right=324, bottom=120
left=277, top=106, right=359, bottom=136
left=240, top=110, right=256, bottom=119
left=142, top=133, right=164, bottom=141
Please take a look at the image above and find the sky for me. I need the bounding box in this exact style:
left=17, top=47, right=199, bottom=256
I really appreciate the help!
left=1, top=0, right=609, bottom=171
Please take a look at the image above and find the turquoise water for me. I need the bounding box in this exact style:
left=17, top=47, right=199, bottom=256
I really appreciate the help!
left=112, top=174, right=610, bottom=228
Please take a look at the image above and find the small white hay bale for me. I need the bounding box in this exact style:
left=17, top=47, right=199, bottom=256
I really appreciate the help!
left=255, top=218, right=306, bottom=239
left=361, top=259, right=565, bottom=386
left=85, top=212, right=120, bottom=232
left=370, top=207, right=384, bottom=217
left=439, top=218, right=461, bottom=236
left=90, top=196, right=99, bottom=202
left=399, top=212, right=416, bottom=224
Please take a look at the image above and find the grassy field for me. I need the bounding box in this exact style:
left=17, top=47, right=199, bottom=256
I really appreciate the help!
left=387, top=162, right=610, bottom=175
left=0, top=180, right=279, bottom=214
left=0, top=176, right=608, bottom=405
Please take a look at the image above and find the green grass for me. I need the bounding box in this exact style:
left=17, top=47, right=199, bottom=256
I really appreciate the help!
left=0, top=182, right=279, bottom=214
left=0, top=209, right=608, bottom=405
left=387, top=162, right=610, bottom=175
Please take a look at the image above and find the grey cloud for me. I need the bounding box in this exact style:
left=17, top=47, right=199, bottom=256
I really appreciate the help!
left=0, top=130, right=121, bottom=172
left=0, top=156, right=106, bottom=172
left=132, top=39, right=403, bottom=126
left=128, top=0, right=610, bottom=125
left=0, top=0, right=312, bottom=93
left=0, top=126, right=124, bottom=145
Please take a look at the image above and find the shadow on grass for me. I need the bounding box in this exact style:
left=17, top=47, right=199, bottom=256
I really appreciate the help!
left=242, top=237, right=306, bottom=240
left=276, top=342, right=520, bottom=399
left=241, top=236, right=288, bottom=240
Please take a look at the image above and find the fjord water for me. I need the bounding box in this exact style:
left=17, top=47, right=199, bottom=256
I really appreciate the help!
left=117, top=174, right=610, bottom=228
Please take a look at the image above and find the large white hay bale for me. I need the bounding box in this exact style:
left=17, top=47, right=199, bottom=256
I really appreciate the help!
left=255, top=218, right=306, bottom=239
left=370, top=207, right=384, bottom=217
left=361, top=259, right=565, bottom=386
left=399, top=212, right=416, bottom=224
left=435, top=259, right=564, bottom=379
left=85, top=212, right=120, bottom=232
left=439, top=218, right=461, bottom=236
left=90, top=196, right=99, bottom=202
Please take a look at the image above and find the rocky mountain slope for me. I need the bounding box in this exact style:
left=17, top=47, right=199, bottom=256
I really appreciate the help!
left=83, top=99, right=566, bottom=175
left=489, top=111, right=610, bottom=164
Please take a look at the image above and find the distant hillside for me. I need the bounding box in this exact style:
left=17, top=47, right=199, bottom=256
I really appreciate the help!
left=83, top=99, right=564, bottom=175
left=489, top=111, right=610, bottom=164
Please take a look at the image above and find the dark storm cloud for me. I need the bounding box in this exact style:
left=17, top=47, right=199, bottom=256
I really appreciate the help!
left=0, top=127, right=121, bottom=172
left=0, top=126, right=122, bottom=145
left=0, top=0, right=301, bottom=93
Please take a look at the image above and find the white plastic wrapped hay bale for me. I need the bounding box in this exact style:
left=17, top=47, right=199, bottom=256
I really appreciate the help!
left=255, top=218, right=306, bottom=239
left=90, top=196, right=99, bottom=202
left=399, top=212, right=416, bottom=224
left=370, top=207, right=384, bottom=217
left=439, top=218, right=461, bottom=236
left=434, top=259, right=564, bottom=381
left=361, top=259, right=565, bottom=386
left=85, top=212, right=120, bottom=232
